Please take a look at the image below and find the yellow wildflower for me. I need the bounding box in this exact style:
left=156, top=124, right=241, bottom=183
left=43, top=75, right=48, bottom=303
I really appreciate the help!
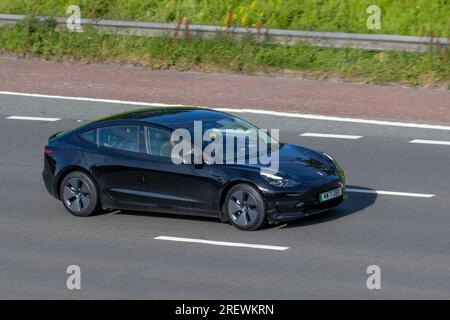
left=241, top=15, right=248, bottom=26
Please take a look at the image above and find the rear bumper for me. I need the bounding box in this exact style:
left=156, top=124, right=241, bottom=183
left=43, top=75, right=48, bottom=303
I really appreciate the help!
left=42, top=171, right=58, bottom=199
left=265, top=180, right=346, bottom=223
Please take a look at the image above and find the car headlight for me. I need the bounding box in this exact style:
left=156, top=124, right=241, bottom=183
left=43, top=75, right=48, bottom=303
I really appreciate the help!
left=260, top=172, right=300, bottom=188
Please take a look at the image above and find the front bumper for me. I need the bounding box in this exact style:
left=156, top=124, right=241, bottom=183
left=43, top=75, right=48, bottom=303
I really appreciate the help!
left=265, top=180, right=346, bottom=223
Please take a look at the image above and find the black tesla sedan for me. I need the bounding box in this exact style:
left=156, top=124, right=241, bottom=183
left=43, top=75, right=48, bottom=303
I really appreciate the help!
left=43, top=107, right=346, bottom=230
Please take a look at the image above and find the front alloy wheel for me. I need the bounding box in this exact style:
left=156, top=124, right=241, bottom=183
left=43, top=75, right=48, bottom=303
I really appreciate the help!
left=225, top=184, right=266, bottom=231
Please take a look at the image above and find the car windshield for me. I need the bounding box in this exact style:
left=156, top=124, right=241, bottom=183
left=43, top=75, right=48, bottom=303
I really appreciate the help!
left=187, top=116, right=280, bottom=160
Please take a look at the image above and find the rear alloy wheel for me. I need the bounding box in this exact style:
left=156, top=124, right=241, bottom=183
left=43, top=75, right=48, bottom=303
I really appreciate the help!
left=225, top=184, right=266, bottom=231
left=60, top=171, right=99, bottom=217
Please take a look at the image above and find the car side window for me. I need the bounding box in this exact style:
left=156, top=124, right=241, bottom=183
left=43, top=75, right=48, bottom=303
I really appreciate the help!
left=98, top=125, right=140, bottom=153
left=145, top=126, right=173, bottom=157
left=79, top=130, right=96, bottom=144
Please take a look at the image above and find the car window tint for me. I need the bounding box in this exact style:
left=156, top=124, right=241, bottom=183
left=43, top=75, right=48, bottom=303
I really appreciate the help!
left=98, top=125, right=139, bottom=153
left=146, top=127, right=173, bottom=157
left=80, top=130, right=96, bottom=144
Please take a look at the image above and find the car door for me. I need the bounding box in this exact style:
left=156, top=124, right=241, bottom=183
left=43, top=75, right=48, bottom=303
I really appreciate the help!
left=140, top=125, right=218, bottom=217
left=87, top=124, right=147, bottom=209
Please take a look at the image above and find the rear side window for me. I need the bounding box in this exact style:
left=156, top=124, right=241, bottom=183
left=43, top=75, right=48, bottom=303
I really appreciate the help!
left=98, top=125, right=140, bottom=153
left=145, top=126, right=173, bottom=157
left=79, top=130, right=96, bottom=144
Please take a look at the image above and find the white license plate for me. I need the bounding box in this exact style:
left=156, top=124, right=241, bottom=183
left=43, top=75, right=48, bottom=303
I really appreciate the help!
left=319, top=187, right=342, bottom=203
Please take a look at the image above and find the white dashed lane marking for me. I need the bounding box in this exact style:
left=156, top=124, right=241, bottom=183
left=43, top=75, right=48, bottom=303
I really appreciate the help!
left=154, top=236, right=290, bottom=251
left=409, top=139, right=450, bottom=146
left=347, top=188, right=434, bottom=198
left=6, top=116, right=61, bottom=122
left=300, top=133, right=363, bottom=139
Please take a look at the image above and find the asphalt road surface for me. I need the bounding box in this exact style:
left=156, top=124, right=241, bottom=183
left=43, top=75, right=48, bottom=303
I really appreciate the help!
left=1, top=93, right=450, bottom=299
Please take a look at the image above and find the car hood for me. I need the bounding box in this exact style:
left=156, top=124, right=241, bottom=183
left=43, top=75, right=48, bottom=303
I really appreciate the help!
left=259, top=143, right=338, bottom=183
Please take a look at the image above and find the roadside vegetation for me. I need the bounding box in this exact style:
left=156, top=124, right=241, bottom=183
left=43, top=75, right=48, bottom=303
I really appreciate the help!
left=0, top=0, right=449, bottom=37
left=0, top=17, right=448, bottom=88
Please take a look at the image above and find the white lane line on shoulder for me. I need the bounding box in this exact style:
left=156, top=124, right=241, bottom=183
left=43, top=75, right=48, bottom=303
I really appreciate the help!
left=300, top=133, right=363, bottom=139
left=217, top=108, right=450, bottom=131
left=0, top=91, right=182, bottom=107
left=347, top=188, right=435, bottom=198
left=409, top=139, right=450, bottom=146
left=6, top=116, right=61, bottom=122
left=154, top=236, right=290, bottom=251
left=2, top=91, right=450, bottom=131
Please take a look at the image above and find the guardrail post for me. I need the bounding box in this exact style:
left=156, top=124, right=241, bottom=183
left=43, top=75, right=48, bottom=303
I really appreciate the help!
left=225, top=10, right=233, bottom=33
left=256, top=21, right=262, bottom=42
left=185, top=18, right=191, bottom=39
left=174, top=16, right=183, bottom=39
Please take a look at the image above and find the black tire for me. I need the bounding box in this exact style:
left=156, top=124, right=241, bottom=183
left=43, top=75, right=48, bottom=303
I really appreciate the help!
left=60, top=171, right=99, bottom=217
left=224, top=183, right=267, bottom=231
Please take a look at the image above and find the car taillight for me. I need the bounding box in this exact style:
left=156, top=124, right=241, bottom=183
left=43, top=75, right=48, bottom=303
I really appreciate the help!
left=45, top=149, right=54, bottom=155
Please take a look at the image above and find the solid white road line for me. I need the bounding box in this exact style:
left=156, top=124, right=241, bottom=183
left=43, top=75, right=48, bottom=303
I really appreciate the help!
left=215, top=108, right=450, bottom=132
left=6, top=116, right=61, bottom=122
left=154, top=236, right=290, bottom=251
left=300, top=133, right=362, bottom=139
left=2, top=91, right=450, bottom=131
left=0, top=91, right=183, bottom=107
left=346, top=188, right=435, bottom=198
left=409, top=139, right=450, bottom=146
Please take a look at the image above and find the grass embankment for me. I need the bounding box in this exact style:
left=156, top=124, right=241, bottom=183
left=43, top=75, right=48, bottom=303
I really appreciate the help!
left=0, top=18, right=448, bottom=87
left=0, top=0, right=449, bottom=37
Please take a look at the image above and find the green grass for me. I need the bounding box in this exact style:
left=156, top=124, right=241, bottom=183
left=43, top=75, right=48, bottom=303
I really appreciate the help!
left=0, top=18, right=448, bottom=87
left=0, top=0, right=449, bottom=37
